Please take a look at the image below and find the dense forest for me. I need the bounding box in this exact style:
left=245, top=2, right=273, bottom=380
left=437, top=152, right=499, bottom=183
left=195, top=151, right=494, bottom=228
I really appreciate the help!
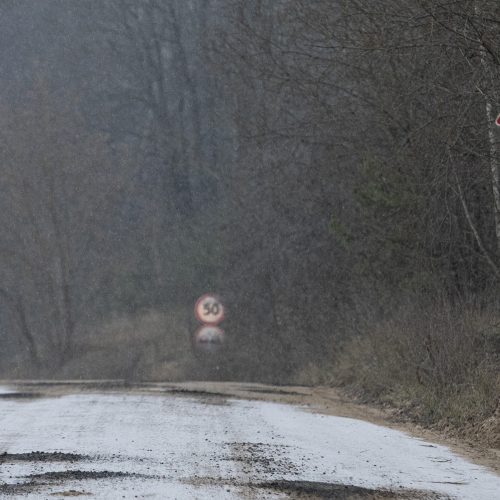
left=0, top=1, right=498, bottom=441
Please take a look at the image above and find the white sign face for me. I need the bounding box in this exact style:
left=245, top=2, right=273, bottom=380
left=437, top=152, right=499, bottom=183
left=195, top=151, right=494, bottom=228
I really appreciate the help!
left=194, top=325, right=225, bottom=353
left=194, top=294, right=225, bottom=325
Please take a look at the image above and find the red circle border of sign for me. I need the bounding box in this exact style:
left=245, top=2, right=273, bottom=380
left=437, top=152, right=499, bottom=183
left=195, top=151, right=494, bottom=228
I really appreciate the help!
left=194, top=293, right=225, bottom=325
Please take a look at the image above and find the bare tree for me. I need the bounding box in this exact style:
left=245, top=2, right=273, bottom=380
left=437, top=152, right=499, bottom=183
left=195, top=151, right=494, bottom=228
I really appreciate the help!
left=0, top=81, right=133, bottom=371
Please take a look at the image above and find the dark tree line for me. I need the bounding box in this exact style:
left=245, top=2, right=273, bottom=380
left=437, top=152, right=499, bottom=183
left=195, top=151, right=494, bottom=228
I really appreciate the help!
left=0, top=1, right=498, bottom=384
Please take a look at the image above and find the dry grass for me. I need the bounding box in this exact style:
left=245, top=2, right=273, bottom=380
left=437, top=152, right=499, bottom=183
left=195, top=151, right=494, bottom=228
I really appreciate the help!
left=334, top=300, right=500, bottom=447
left=57, top=309, right=198, bottom=381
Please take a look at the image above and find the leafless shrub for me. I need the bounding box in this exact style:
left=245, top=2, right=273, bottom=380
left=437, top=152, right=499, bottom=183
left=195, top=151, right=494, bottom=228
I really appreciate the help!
left=336, top=297, right=500, bottom=436
left=55, top=309, right=197, bottom=381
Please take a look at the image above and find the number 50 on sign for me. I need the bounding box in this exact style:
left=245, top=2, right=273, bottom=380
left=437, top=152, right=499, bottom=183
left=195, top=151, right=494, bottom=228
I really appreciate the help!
left=194, top=294, right=225, bottom=325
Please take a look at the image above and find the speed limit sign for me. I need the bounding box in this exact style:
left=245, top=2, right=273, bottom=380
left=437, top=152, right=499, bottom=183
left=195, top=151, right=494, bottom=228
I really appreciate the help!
left=194, top=294, right=225, bottom=325
left=194, top=325, right=225, bottom=353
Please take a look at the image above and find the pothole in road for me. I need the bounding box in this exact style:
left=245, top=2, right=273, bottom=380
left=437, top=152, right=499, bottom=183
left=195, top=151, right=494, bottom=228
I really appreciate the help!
left=166, top=388, right=230, bottom=399
left=0, top=470, right=156, bottom=496
left=0, top=483, right=40, bottom=496
left=23, top=470, right=149, bottom=481
left=224, top=442, right=299, bottom=476
left=0, top=392, right=44, bottom=400
left=257, top=480, right=449, bottom=499
left=199, top=396, right=230, bottom=406
left=0, top=451, right=89, bottom=463
left=184, top=477, right=447, bottom=499
left=49, top=490, right=91, bottom=497
left=0, top=452, right=157, bottom=497
left=243, top=388, right=307, bottom=396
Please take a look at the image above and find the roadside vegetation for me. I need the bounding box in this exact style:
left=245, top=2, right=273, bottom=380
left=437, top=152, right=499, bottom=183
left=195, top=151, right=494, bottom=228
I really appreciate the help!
left=335, top=299, right=500, bottom=447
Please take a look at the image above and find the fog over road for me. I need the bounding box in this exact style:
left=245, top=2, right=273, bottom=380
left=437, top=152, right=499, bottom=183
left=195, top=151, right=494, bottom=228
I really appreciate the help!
left=0, top=383, right=498, bottom=499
